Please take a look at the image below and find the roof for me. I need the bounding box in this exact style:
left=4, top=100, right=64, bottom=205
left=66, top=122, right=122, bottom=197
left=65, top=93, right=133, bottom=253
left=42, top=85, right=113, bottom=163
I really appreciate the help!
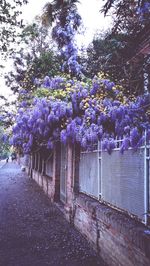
left=129, top=25, right=150, bottom=63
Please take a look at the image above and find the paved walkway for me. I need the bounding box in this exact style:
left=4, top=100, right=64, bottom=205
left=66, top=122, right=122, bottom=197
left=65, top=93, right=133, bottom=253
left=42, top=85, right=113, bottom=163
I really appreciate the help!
left=0, top=162, right=106, bottom=266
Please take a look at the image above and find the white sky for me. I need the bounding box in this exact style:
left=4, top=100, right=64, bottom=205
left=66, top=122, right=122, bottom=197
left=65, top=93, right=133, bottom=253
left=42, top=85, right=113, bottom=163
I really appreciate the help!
left=21, top=0, right=112, bottom=46
left=0, top=0, right=112, bottom=99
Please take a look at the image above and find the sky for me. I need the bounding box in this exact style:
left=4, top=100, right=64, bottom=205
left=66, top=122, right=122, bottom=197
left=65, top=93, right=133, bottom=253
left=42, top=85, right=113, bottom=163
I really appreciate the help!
left=0, top=0, right=112, bottom=99
left=21, top=0, right=112, bottom=46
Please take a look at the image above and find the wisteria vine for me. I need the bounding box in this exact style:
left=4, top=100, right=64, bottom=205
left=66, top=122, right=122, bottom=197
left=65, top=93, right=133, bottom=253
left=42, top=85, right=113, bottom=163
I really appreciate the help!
left=10, top=3, right=150, bottom=154
left=52, top=6, right=82, bottom=76
left=11, top=74, right=150, bottom=154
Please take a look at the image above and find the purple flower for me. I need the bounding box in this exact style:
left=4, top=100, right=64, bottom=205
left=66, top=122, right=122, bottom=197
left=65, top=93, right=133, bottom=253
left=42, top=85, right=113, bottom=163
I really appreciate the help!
left=43, top=76, right=51, bottom=88
left=61, top=130, right=67, bottom=144
left=81, top=137, right=87, bottom=149
left=130, top=127, right=140, bottom=148
left=120, top=137, right=130, bottom=153
left=47, top=139, right=54, bottom=150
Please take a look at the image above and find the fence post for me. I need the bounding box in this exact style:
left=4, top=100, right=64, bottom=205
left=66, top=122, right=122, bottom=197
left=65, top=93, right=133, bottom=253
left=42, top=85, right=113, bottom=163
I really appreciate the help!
left=98, top=141, right=102, bottom=199
left=144, top=131, right=149, bottom=224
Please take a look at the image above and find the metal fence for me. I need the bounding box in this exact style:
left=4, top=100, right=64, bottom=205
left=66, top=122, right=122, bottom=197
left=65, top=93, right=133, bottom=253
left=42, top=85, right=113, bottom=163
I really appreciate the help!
left=79, top=144, right=99, bottom=198
left=79, top=140, right=150, bottom=224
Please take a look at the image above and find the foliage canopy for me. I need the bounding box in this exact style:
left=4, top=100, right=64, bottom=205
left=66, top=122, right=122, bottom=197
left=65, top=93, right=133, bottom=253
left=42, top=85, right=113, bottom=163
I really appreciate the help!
left=0, top=0, right=28, bottom=54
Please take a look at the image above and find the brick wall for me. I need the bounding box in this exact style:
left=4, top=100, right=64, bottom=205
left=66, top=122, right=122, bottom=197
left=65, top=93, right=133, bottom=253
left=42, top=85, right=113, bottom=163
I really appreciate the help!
left=73, top=194, right=150, bottom=266
left=32, top=169, right=55, bottom=201
left=28, top=145, right=150, bottom=266
left=31, top=143, right=61, bottom=202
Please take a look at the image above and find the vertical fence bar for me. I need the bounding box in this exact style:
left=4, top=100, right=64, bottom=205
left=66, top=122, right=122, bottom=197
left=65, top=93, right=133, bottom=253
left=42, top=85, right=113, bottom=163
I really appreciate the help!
left=98, top=141, right=100, bottom=199
left=144, top=131, right=149, bottom=224
left=100, top=141, right=103, bottom=199
left=35, top=153, right=36, bottom=170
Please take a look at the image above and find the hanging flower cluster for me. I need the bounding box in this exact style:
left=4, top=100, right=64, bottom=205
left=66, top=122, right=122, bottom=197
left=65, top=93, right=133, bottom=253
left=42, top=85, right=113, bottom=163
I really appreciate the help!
left=9, top=1, right=150, bottom=156
left=52, top=8, right=82, bottom=76
left=137, top=1, right=150, bottom=21
left=11, top=74, right=150, bottom=154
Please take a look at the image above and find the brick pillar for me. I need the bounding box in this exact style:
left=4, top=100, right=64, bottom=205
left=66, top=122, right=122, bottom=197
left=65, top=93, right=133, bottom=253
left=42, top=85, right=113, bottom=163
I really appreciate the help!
left=53, top=142, right=61, bottom=202
left=67, top=143, right=74, bottom=205
left=73, top=144, right=80, bottom=194
left=64, top=143, right=75, bottom=222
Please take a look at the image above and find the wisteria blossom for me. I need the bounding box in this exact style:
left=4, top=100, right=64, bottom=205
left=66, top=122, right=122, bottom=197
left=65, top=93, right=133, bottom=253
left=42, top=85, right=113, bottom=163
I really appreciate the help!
left=11, top=74, right=150, bottom=154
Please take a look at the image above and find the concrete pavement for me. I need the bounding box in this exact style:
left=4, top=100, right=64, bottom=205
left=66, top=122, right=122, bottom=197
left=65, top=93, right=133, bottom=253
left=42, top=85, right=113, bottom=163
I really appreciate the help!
left=0, top=162, right=106, bottom=266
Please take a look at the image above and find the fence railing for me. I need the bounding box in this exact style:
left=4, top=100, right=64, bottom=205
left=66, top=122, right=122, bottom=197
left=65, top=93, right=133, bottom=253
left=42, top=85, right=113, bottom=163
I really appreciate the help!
left=79, top=139, right=150, bottom=225
left=23, top=139, right=150, bottom=224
